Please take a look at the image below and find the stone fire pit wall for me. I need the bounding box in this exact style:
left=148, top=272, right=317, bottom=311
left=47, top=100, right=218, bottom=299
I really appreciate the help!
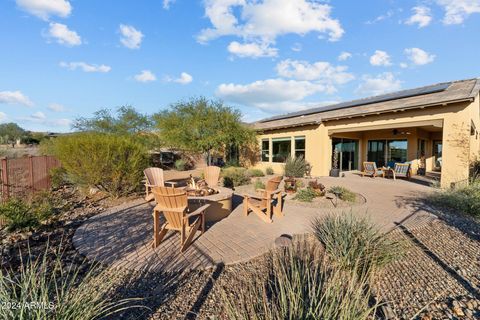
left=188, top=186, right=233, bottom=222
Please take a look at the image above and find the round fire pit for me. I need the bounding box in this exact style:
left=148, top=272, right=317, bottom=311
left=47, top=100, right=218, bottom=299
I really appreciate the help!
left=187, top=186, right=233, bottom=222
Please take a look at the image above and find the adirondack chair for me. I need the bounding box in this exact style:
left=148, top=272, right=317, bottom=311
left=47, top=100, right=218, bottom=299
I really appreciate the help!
left=144, top=168, right=177, bottom=201
left=203, top=166, right=221, bottom=187
left=151, top=186, right=210, bottom=252
left=391, top=163, right=411, bottom=180
left=243, top=176, right=284, bottom=223
left=361, top=162, right=385, bottom=178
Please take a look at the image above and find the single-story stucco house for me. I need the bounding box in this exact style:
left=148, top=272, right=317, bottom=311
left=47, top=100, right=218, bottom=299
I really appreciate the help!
left=251, top=78, right=480, bottom=188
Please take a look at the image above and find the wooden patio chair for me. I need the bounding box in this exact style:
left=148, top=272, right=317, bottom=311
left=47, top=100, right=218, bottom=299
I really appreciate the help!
left=243, top=176, right=284, bottom=223
left=391, top=163, right=411, bottom=180
left=151, top=186, right=210, bottom=252
left=361, top=162, right=385, bottom=178
left=144, top=168, right=177, bottom=201
left=203, top=165, right=221, bottom=187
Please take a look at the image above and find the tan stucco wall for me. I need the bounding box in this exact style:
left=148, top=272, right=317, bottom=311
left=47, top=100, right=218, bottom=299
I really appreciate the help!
left=254, top=100, right=480, bottom=188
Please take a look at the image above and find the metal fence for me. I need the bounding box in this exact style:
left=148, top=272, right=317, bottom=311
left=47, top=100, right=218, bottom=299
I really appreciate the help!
left=0, top=155, right=61, bottom=201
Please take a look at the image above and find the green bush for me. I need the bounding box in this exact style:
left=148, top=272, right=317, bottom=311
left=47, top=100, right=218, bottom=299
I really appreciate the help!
left=254, top=179, right=265, bottom=190
left=174, top=159, right=188, bottom=171
left=248, top=168, right=265, bottom=177
left=223, top=237, right=376, bottom=320
left=0, top=247, right=143, bottom=319
left=46, top=133, right=149, bottom=197
left=265, top=167, right=274, bottom=175
left=312, top=214, right=400, bottom=276
left=222, top=167, right=250, bottom=188
left=50, top=167, right=69, bottom=189
left=0, top=194, right=56, bottom=232
left=328, top=186, right=356, bottom=202
left=284, top=156, right=309, bottom=178
left=293, top=187, right=317, bottom=202
left=428, top=182, right=480, bottom=217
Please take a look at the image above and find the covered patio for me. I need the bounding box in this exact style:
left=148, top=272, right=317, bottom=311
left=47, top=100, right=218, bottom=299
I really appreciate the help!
left=328, top=119, right=444, bottom=180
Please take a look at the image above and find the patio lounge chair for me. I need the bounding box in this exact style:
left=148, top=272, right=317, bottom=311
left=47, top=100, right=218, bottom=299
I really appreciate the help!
left=144, top=167, right=177, bottom=201
left=151, top=186, right=210, bottom=252
left=391, top=163, right=411, bottom=180
left=361, top=162, right=385, bottom=178
left=203, top=165, right=221, bottom=187
left=243, top=176, right=284, bottom=223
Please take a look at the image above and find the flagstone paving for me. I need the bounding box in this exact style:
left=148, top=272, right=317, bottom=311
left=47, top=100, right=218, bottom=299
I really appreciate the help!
left=73, top=173, right=437, bottom=272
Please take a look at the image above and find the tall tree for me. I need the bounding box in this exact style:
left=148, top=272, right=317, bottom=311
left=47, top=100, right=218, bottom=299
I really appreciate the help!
left=0, top=123, right=27, bottom=147
left=154, top=97, right=255, bottom=164
left=73, top=106, right=153, bottom=134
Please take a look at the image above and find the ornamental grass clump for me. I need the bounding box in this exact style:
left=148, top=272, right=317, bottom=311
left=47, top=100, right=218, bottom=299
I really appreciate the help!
left=223, top=236, right=377, bottom=320
left=312, top=213, right=401, bottom=277
left=248, top=168, right=265, bottom=177
left=427, top=181, right=480, bottom=218
left=328, top=186, right=356, bottom=203
left=293, top=187, right=317, bottom=202
left=222, top=167, right=250, bottom=188
left=0, top=246, right=144, bottom=319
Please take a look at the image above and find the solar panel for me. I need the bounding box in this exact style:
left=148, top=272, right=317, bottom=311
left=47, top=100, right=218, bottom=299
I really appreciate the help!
left=259, top=82, right=451, bottom=123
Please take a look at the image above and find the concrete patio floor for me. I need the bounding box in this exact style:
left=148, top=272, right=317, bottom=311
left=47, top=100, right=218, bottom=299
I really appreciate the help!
left=73, top=173, right=438, bottom=272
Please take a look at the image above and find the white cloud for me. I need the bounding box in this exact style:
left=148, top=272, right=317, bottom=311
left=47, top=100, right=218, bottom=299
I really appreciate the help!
left=163, top=0, right=176, bottom=9
left=356, top=72, right=402, bottom=96
left=134, top=70, right=157, bottom=83
left=369, top=50, right=392, bottom=66
left=60, top=61, right=111, bottom=73
left=365, top=10, right=394, bottom=24
left=119, top=24, right=144, bottom=49
left=19, top=114, right=72, bottom=128
left=0, top=90, right=34, bottom=107
left=227, top=41, right=278, bottom=58
left=0, top=112, right=7, bottom=123
left=216, top=78, right=334, bottom=112
left=405, top=6, right=433, bottom=28
left=436, top=0, right=480, bottom=24
left=400, top=62, right=408, bottom=69
left=198, top=0, right=344, bottom=57
left=338, top=51, right=352, bottom=61
left=16, top=0, right=71, bottom=20
left=45, top=22, right=82, bottom=46
left=404, top=48, right=436, bottom=65
left=275, top=59, right=354, bottom=85
left=48, top=103, right=65, bottom=112
left=165, top=72, right=193, bottom=84
left=31, top=111, right=46, bottom=119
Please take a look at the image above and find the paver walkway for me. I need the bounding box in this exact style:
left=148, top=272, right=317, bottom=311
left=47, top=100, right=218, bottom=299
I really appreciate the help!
left=73, top=174, right=436, bottom=272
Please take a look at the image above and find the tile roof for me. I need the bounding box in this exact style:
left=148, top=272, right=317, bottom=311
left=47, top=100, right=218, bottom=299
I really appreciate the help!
left=253, top=78, right=480, bottom=131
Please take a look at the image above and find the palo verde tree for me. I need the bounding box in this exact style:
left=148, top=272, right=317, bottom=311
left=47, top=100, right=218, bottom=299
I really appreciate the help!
left=154, top=97, right=255, bottom=165
left=0, top=123, right=27, bottom=147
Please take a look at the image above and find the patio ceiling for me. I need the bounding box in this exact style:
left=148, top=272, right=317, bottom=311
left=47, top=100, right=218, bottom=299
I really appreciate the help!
left=328, top=119, right=443, bottom=135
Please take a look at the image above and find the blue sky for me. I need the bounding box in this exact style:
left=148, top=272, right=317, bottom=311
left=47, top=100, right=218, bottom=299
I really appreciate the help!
left=1, top=0, right=480, bottom=132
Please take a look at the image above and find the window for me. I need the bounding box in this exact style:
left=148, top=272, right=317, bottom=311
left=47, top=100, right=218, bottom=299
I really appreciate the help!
left=388, top=140, right=408, bottom=163
left=261, top=139, right=269, bottom=162
left=471, top=120, right=476, bottom=136
left=294, top=136, right=305, bottom=158
left=272, top=137, right=291, bottom=162
left=367, top=139, right=407, bottom=167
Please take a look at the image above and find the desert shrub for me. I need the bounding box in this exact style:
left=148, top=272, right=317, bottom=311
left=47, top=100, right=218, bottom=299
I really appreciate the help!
left=328, top=186, right=356, bottom=202
left=309, top=180, right=326, bottom=196
left=50, top=167, right=69, bottom=189
left=254, top=179, right=265, bottom=190
left=470, top=158, right=480, bottom=182
left=293, top=187, right=317, bottom=202
left=427, top=182, right=480, bottom=217
left=265, top=167, right=274, bottom=175
left=0, top=194, right=57, bottom=231
left=223, top=237, right=376, bottom=320
left=0, top=247, right=144, bottom=319
left=312, top=214, right=400, bottom=276
left=174, top=159, right=188, bottom=171
left=47, top=133, right=149, bottom=197
left=222, top=167, right=250, bottom=188
left=284, top=156, right=309, bottom=178
left=248, top=168, right=265, bottom=177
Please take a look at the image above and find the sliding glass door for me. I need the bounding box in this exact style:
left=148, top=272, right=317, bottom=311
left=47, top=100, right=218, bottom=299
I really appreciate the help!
left=332, top=138, right=359, bottom=171
left=367, top=139, right=408, bottom=167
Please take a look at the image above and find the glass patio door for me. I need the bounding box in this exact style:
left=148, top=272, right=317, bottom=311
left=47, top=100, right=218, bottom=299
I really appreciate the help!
left=433, top=140, right=442, bottom=171
left=332, top=138, right=359, bottom=171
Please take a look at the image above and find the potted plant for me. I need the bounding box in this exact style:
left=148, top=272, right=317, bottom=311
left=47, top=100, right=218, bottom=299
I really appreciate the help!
left=330, top=148, right=340, bottom=177
left=283, top=156, right=309, bottom=194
